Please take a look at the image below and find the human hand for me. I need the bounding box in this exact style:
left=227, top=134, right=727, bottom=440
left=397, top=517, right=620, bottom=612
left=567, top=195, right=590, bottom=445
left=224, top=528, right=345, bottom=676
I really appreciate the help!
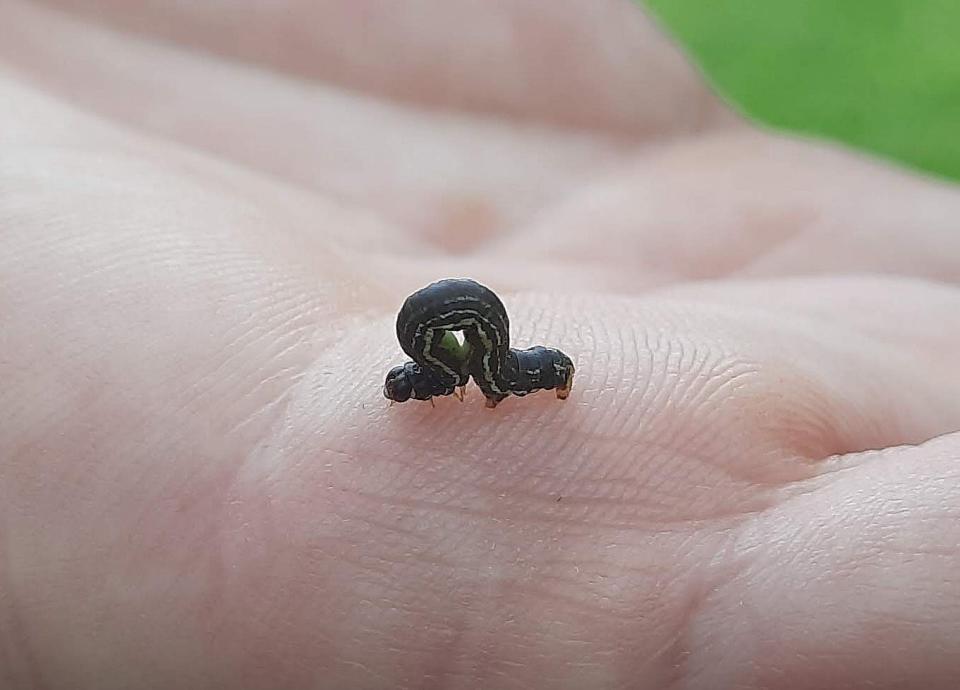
left=2, top=1, right=959, bottom=688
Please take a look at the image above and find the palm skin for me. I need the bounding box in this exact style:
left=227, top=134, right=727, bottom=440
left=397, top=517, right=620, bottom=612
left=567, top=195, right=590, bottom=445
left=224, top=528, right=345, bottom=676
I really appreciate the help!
left=1, top=1, right=959, bottom=688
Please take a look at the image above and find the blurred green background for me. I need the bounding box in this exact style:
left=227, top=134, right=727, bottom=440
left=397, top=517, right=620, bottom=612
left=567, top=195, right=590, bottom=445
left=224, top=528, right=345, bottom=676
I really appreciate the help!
left=644, top=0, right=960, bottom=181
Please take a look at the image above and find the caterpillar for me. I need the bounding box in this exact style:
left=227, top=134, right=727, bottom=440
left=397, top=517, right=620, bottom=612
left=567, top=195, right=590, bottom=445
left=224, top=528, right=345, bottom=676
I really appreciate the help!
left=383, top=278, right=575, bottom=408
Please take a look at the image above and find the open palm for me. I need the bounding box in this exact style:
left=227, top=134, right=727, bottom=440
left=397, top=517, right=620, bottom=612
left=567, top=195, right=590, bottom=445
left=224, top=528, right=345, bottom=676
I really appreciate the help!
left=2, top=1, right=959, bottom=688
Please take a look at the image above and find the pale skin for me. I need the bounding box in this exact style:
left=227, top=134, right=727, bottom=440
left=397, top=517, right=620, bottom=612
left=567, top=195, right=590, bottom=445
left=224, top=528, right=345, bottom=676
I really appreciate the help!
left=1, top=0, right=959, bottom=688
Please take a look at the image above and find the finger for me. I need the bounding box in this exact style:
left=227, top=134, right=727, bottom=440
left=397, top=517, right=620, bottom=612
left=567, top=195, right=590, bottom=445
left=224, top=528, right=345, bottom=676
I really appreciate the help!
left=490, top=130, right=960, bottom=285
left=655, top=274, right=960, bottom=381
left=689, top=431, right=960, bottom=688
left=30, top=0, right=734, bottom=136
left=0, top=1, right=630, bottom=243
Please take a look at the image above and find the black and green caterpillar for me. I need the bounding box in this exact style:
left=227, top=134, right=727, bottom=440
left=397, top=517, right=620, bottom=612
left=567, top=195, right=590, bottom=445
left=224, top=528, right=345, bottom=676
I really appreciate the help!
left=383, top=278, right=575, bottom=408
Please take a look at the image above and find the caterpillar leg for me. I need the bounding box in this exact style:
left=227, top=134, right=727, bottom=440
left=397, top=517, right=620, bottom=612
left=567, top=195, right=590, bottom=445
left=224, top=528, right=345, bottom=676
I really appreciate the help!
left=556, top=361, right=575, bottom=400
left=483, top=391, right=509, bottom=408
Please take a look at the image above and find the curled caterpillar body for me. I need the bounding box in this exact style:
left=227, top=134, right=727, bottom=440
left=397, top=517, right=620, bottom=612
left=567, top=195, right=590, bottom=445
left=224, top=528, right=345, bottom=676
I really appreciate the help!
left=384, top=278, right=575, bottom=407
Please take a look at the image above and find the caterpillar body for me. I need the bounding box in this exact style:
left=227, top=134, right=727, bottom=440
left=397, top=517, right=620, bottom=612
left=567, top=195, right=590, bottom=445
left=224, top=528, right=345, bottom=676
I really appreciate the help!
left=383, top=278, right=574, bottom=408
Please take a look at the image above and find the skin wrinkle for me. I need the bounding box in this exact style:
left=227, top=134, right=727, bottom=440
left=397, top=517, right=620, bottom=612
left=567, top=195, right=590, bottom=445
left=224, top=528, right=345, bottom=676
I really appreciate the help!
left=646, top=359, right=759, bottom=468
left=669, top=301, right=952, bottom=453
left=542, top=347, right=611, bottom=489
left=0, top=519, right=50, bottom=690
left=180, top=302, right=319, bottom=424
left=655, top=561, right=741, bottom=690
left=349, top=442, right=772, bottom=530
left=605, top=333, right=756, bottom=489
left=667, top=366, right=761, bottom=474
left=378, top=564, right=493, bottom=686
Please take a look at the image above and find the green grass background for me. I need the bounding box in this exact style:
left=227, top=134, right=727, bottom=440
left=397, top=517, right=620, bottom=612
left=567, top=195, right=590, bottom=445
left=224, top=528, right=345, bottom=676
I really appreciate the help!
left=644, top=0, right=960, bottom=181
